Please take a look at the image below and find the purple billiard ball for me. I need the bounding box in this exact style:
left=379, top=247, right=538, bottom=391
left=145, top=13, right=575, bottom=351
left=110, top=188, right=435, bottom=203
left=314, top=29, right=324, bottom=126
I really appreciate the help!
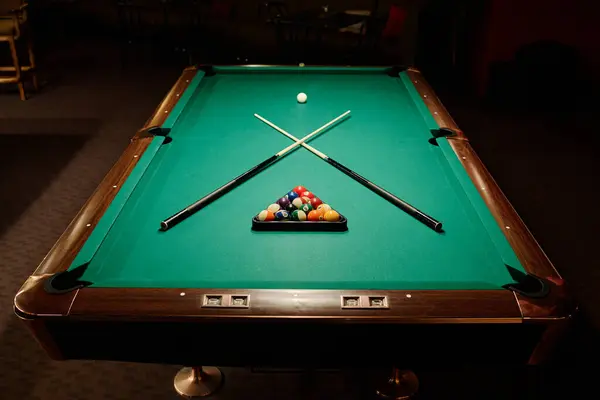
left=287, top=191, right=299, bottom=201
left=277, top=196, right=291, bottom=209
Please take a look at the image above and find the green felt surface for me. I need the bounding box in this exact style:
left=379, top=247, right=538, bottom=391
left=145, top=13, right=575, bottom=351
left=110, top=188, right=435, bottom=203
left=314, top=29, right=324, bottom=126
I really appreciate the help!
left=71, top=67, right=525, bottom=290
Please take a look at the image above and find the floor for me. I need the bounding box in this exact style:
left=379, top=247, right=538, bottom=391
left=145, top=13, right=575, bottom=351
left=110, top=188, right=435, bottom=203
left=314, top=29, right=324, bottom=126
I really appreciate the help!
left=1, top=36, right=600, bottom=399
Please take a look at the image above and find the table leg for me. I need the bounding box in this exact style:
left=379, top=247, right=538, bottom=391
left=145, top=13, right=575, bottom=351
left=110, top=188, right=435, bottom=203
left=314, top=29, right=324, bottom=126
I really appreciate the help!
left=173, top=366, right=223, bottom=398
left=375, top=367, right=419, bottom=399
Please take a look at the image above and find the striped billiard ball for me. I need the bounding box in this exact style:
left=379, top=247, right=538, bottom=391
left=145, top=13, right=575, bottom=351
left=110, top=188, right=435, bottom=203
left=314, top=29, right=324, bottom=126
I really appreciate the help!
left=317, top=204, right=332, bottom=213
left=291, top=210, right=307, bottom=221
left=267, top=203, right=281, bottom=213
left=301, top=191, right=315, bottom=199
left=258, top=210, right=275, bottom=221
left=299, top=203, right=313, bottom=213
left=292, top=197, right=306, bottom=209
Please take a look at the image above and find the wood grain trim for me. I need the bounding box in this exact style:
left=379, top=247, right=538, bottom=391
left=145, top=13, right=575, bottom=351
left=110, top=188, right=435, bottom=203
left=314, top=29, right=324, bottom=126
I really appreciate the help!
left=14, top=275, right=77, bottom=317
left=407, top=69, right=570, bottom=320
left=143, top=66, right=198, bottom=130
left=69, top=288, right=522, bottom=323
left=406, top=68, right=467, bottom=140
left=14, top=68, right=198, bottom=317
left=407, top=69, right=559, bottom=280
left=30, top=68, right=197, bottom=278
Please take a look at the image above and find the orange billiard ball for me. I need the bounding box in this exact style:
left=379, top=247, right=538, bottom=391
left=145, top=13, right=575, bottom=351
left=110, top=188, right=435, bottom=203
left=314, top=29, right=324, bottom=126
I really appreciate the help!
left=307, top=210, right=324, bottom=221
left=257, top=210, right=275, bottom=221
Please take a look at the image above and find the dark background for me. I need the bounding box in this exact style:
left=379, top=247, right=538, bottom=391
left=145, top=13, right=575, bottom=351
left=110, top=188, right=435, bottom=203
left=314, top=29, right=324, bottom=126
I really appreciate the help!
left=1, top=0, right=600, bottom=399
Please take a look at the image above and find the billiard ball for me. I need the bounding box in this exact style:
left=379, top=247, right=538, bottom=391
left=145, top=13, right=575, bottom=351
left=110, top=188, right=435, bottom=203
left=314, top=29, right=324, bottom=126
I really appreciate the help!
left=291, top=197, right=306, bottom=208
left=317, top=204, right=332, bottom=213
left=324, top=210, right=340, bottom=222
left=285, top=203, right=296, bottom=213
left=299, top=203, right=313, bottom=213
left=301, top=191, right=314, bottom=199
left=291, top=210, right=307, bottom=221
left=258, top=210, right=275, bottom=221
left=307, top=210, right=324, bottom=221
left=310, top=197, right=323, bottom=209
left=275, top=210, right=290, bottom=220
left=297, top=92, right=307, bottom=103
left=267, top=203, right=281, bottom=213
left=277, top=197, right=291, bottom=209
left=301, top=196, right=312, bottom=204
left=293, top=185, right=307, bottom=195
left=287, top=191, right=300, bottom=201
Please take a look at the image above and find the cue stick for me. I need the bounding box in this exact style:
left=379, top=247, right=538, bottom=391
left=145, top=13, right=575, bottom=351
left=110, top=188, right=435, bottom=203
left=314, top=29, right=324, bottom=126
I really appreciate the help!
left=160, top=110, right=351, bottom=231
left=254, top=114, right=443, bottom=232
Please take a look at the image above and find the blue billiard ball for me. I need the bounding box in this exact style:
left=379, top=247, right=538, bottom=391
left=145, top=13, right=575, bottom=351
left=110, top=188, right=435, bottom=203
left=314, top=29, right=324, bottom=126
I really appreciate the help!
left=274, top=210, right=290, bottom=220
left=287, top=191, right=299, bottom=201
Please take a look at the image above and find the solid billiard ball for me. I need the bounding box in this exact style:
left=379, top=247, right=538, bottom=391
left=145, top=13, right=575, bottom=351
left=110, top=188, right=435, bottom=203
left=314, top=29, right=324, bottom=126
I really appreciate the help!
left=292, top=197, right=306, bottom=209
left=258, top=210, right=275, bottom=221
left=285, top=203, right=296, bottom=213
left=307, top=210, right=324, bottom=221
left=275, top=210, right=290, bottom=220
left=301, top=191, right=314, bottom=199
left=310, top=197, right=323, bottom=209
left=267, top=203, right=281, bottom=213
left=277, top=197, right=291, bottom=209
left=299, top=203, right=313, bottom=213
left=287, top=191, right=300, bottom=201
left=324, top=210, right=340, bottom=222
left=297, top=93, right=307, bottom=103
left=291, top=210, right=307, bottom=221
left=317, top=204, right=332, bottom=213
left=293, top=185, right=307, bottom=195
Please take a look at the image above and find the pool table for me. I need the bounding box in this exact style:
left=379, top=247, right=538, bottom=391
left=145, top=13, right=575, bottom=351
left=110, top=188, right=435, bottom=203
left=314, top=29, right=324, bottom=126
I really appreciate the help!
left=15, top=66, right=571, bottom=393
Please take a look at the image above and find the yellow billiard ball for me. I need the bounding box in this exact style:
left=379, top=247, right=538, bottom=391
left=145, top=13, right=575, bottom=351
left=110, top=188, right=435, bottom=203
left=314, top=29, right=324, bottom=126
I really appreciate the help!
left=324, top=210, right=340, bottom=222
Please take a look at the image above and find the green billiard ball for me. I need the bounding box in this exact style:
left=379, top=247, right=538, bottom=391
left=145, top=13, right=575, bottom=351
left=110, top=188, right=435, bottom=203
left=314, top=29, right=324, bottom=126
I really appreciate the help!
left=299, top=203, right=313, bottom=214
left=291, top=210, right=307, bottom=221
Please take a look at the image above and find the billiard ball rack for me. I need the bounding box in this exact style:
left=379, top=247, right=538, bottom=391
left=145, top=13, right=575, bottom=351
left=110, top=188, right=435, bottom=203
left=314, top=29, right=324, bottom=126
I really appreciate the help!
left=252, top=215, right=348, bottom=231
left=252, top=186, right=348, bottom=231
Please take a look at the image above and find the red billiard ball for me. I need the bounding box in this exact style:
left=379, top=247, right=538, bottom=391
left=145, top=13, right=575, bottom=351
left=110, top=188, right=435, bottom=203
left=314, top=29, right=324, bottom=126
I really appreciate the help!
left=301, top=191, right=315, bottom=199
left=310, top=197, right=323, bottom=209
left=293, top=185, right=307, bottom=195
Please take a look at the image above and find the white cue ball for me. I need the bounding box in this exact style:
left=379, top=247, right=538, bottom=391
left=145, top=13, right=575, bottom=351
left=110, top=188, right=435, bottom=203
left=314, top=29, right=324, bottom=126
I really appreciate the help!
left=297, top=93, right=307, bottom=103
